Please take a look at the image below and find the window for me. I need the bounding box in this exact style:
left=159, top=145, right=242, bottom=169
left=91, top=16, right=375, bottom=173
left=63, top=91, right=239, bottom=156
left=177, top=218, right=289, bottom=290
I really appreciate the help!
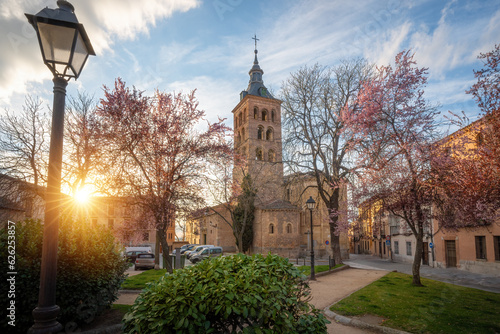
left=286, top=224, right=292, bottom=234
left=257, top=126, right=264, bottom=140
left=268, top=150, right=275, bottom=162
left=143, top=232, right=149, bottom=241
left=241, top=128, right=245, bottom=140
left=406, top=241, right=412, bottom=256
left=254, top=107, right=258, bottom=119
left=476, top=132, right=484, bottom=146
left=262, top=109, right=268, bottom=121
left=271, top=110, right=275, bottom=122
left=475, top=236, right=486, bottom=260
left=108, top=218, right=114, bottom=229
left=266, top=127, right=273, bottom=140
left=238, top=113, right=242, bottom=127
left=108, top=204, right=115, bottom=216
left=494, top=236, right=500, bottom=261
left=269, top=224, right=274, bottom=234
left=256, top=148, right=263, bottom=161
left=394, top=241, right=399, bottom=254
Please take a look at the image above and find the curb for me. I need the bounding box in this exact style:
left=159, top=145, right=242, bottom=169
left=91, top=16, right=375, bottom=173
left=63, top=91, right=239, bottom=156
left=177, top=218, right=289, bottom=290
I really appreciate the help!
left=308, top=263, right=351, bottom=280
left=118, top=289, right=143, bottom=294
left=323, top=307, right=411, bottom=334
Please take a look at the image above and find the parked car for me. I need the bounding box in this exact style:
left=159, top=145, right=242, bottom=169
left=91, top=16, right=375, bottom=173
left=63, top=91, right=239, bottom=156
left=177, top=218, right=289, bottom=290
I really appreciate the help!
left=181, top=244, right=198, bottom=255
left=173, top=244, right=195, bottom=255
left=126, top=250, right=149, bottom=263
left=134, top=253, right=155, bottom=270
left=190, top=247, right=223, bottom=264
left=186, top=245, right=215, bottom=260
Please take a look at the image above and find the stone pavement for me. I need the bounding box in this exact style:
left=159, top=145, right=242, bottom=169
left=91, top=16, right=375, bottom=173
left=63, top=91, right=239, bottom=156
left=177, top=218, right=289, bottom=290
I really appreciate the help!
left=344, top=254, right=500, bottom=293
left=308, top=267, right=388, bottom=333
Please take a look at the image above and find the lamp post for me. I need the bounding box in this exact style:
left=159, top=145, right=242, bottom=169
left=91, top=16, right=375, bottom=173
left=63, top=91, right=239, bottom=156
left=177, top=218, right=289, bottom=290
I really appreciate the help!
left=25, top=1, right=94, bottom=333
left=306, top=196, right=316, bottom=280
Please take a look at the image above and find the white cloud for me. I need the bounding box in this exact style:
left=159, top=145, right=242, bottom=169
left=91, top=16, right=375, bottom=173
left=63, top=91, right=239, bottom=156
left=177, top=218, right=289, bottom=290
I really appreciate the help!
left=364, top=21, right=412, bottom=67
left=0, top=0, right=200, bottom=107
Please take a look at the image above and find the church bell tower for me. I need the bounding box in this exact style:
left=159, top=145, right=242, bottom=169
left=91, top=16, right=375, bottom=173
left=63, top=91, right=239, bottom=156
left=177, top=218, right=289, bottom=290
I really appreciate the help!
left=232, top=36, right=283, bottom=204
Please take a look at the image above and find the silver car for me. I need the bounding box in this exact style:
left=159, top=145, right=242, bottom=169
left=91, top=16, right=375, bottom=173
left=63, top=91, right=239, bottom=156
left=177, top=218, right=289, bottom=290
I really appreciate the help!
left=190, top=247, right=223, bottom=264
left=186, top=245, right=214, bottom=259
left=134, top=253, right=155, bottom=270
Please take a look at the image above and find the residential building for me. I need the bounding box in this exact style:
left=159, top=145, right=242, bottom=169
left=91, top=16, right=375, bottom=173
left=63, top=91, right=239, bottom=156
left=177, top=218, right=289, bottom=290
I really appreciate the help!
left=431, top=117, right=500, bottom=275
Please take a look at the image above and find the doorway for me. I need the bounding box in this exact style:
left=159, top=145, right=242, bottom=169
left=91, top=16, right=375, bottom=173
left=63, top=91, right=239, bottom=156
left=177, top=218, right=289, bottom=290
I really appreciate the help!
left=422, top=242, right=429, bottom=265
left=445, top=240, right=457, bottom=267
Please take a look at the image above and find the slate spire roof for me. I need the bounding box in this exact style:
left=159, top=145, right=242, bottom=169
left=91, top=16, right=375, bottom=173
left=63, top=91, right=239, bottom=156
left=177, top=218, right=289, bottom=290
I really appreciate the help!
left=240, top=35, right=275, bottom=100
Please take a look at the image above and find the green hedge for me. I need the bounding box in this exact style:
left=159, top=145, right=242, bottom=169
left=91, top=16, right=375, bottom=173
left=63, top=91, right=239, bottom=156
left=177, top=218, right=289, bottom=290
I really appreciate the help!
left=0, top=218, right=128, bottom=333
left=123, top=253, right=329, bottom=333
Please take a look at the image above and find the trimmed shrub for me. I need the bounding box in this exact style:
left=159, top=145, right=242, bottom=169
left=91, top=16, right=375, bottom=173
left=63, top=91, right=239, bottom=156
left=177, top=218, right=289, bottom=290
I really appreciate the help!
left=122, top=253, right=329, bottom=333
left=0, top=218, right=128, bottom=333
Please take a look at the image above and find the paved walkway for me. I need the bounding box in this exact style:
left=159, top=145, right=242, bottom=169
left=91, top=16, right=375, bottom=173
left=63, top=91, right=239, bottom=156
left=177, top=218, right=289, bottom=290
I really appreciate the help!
left=345, top=254, right=500, bottom=293
left=309, top=268, right=387, bottom=333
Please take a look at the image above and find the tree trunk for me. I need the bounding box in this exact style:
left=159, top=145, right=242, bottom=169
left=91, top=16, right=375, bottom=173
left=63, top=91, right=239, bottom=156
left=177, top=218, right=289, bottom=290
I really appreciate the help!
left=330, top=229, right=343, bottom=265
left=158, top=230, right=173, bottom=274
left=412, top=232, right=424, bottom=286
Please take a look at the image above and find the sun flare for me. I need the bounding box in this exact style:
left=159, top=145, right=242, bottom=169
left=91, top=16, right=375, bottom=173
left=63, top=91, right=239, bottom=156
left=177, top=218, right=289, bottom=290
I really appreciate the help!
left=74, top=188, right=90, bottom=205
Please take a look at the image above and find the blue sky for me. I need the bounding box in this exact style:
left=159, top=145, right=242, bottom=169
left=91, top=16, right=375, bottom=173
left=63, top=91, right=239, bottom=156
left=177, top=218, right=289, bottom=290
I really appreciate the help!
left=1, top=0, right=499, bottom=132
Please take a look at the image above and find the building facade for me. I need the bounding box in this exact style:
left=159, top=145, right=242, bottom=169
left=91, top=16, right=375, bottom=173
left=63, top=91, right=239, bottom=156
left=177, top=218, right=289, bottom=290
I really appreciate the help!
left=350, top=117, right=499, bottom=275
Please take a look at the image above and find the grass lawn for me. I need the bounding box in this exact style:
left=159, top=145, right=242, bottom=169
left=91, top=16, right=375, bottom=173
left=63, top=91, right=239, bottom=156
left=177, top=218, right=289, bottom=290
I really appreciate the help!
left=298, top=264, right=344, bottom=276
left=121, top=269, right=169, bottom=290
left=330, top=272, right=500, bottom=334
left=112, top=304, right=133, bottom=312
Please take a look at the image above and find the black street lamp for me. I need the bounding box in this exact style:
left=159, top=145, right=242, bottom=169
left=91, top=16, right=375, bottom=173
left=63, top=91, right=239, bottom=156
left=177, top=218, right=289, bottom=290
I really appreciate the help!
left=25, top=1, right=94, bottom=333
left=306, top=196, right=316, bottom=280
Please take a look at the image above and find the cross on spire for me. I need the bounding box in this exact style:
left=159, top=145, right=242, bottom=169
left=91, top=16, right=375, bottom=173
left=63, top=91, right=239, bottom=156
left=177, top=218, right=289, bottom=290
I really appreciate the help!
left=252, top=34, right=259, bottom=51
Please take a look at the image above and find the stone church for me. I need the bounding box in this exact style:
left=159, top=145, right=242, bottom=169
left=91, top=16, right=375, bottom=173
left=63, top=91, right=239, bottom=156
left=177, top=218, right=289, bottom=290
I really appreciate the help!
left=186, top=43, right=349, bottom=259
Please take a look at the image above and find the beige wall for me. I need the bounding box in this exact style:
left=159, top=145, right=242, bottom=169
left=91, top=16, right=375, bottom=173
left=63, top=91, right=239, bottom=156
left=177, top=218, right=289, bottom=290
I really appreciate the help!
left=433, top=221, right=500, bottom=275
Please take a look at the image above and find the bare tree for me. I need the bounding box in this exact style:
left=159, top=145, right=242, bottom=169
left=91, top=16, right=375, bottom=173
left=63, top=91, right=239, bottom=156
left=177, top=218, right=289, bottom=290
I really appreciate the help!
left=281, top=59, right=373, bottom=264
left=203, top=158, right=256, bottom=253
left=63, top=92, right=102, bottom=198
left=0, top=95, right=49, bottom=190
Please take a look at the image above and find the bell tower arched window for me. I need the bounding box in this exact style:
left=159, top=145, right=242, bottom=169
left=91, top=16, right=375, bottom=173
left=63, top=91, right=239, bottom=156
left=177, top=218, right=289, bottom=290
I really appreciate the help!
left=257, top=126, right=264, bottom=140
left=268, top=149, right=275, bottom=162
left=271, top=110, right=275, bottom=122
left=254, top=107, right=259, bottom=119
left=256, top=148, right=263, bottom=161
left=238, top=113, right=242, bottom=127
left=262, top=109, right=268, bottom=121
left=266, top=127, right=273, bottom=141
left=286, top=223, right=292, bottom=234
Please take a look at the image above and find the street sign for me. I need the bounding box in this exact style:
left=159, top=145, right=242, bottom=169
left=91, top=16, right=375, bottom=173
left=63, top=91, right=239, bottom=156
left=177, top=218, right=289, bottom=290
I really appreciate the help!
left=429, top=242, right=433, bottom=249
left=386, top=240, right=390, bottom=246
left=325, top=240, right=329, bottom=245
left=386, top=235, right=391, bottom=240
